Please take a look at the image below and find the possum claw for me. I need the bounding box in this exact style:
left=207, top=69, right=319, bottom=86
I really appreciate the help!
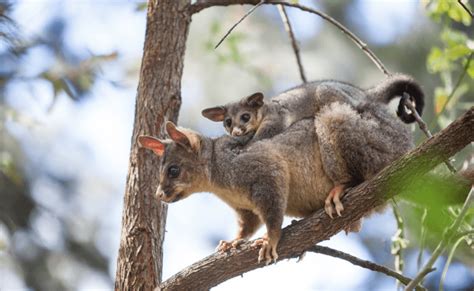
left=325, top=184, right=345, bottom=218
left=253, top=237, right=278, bottom=265
left=216, top=238, right=247, bottom=253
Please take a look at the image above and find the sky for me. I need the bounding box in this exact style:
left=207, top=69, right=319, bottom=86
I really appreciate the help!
left=1, top=0, right=472, bottom=290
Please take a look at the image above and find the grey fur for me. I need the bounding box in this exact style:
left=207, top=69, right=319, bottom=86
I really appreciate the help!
left=202, top=74, right=424, bottom=142
left=139, top=94, right=416, bottom=262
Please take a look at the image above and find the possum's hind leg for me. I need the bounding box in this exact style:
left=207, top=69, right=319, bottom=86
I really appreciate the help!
left=315, top=101, right=413, bottom=219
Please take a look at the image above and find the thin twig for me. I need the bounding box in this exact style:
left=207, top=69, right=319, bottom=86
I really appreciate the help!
left=439, top=236, right=465, bottom=291
left=277, top=5, right=307, bottom=83
left=405, top=187, right=474, bottom=291
left=417, top=208, right=428, bottom=271
left=309, top=245, right=426, bottom=291
left=193, top=0, right=391, bottom=76
left=214, top=0, right=265, bottom=49
left=458, top=0, right=474, bottom=18
left=391, top=201, right=407, bottom=290
left=455, top=229, right=474, bottom=238
left=430, top=52, right=473, bottom=129
left=403, top=94, right=457, bottom=173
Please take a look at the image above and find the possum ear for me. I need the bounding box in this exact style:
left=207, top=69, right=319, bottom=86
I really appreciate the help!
left=166, top=122, right=201, bottom=153
left=138, top=136, right=166, bottom=156
left=202, top=106, right=226, bottom=122
left=245, top=92, right=264, bottom=108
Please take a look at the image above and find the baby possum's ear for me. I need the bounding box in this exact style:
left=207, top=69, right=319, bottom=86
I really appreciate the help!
left=245, top=92, right=264, bottom=108
left=165, top=121, right=201, bottom=153
left=138, top=136, right=166, bottom=156
left=201, top=106, right=226, bottom=122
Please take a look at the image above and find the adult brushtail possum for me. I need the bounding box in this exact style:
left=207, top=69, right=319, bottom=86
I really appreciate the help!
left=138, top=94, right=416, bottom=263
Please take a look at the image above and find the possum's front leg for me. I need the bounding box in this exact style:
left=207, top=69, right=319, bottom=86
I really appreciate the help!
left=249, top=180, right=287, bottom=264
left=216, top=209, right=261, bottom=252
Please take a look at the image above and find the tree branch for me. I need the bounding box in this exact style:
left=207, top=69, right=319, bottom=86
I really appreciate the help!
left=160, top=107, right=474, bottom=291
left=189, top=0, right=391, bottom=76
left=277, top=5, right=307, bottom=83
left=214, top=0, right=264, bottom=49
left=309, top=246, right=426, bottom=291
left=458, top=0, right=474, bottom=18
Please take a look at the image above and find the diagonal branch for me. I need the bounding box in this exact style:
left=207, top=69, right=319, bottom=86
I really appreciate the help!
left=277, top=5, right=307, bottom=83
left=160, top=107, right=474, bottom=291
left=214, top=0, right=264, bottom=49
left=189, top=0, right=390, bottom=76
left=309, top=246, right=425, bottom=291
left=458, top=0, right=474, bottom=18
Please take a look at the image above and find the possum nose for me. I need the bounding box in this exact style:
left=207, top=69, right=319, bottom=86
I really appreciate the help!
left=156, top=185, right=164, bottom=199
left=232, top=127, right=243, bottom=136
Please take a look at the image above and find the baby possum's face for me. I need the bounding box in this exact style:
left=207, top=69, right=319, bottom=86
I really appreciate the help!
left=202, top=92, right=264, bottom=137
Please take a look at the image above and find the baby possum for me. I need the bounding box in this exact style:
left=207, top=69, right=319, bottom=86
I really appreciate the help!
left=202, top=74, right=424, bottom=218
left=202, top=74, right=424, bottom=142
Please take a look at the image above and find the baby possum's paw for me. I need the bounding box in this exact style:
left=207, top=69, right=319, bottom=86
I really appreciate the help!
left=251, top=237, right=278, bottom=265
left=324, top=184, right=346, bottom=218
left=216, top=239, right=247, bottom=253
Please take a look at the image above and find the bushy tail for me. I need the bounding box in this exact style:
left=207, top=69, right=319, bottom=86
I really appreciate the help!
left=367, top=74, right=425, bottom=123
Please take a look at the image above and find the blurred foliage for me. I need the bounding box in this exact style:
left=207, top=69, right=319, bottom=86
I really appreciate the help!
left=205, top=19, right=272, bottom=87
left=1, top=1, right=117, bottom=289
left=424, top=0, right=474, bottom=129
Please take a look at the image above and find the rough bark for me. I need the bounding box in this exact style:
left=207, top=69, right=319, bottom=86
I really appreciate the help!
left=115, top=0, right=191, bottom=289
left=160, top=107, right=474, bottom=291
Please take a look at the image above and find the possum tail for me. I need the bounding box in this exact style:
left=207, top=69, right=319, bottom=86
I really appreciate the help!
left=367, top=74, right=425, bottom=123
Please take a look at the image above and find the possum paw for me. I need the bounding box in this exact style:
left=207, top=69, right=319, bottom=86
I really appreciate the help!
left=216, top=239, right=247, bottom=253
left=252, top=237, right=278, bottom=265
left=324, top=184, right=345, bottom=218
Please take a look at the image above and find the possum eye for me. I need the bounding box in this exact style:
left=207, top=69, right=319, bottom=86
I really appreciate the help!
left=225, top=118, right=232, bottom=128
left=167, top=165, right=180, bottom=179
left=240, top=113, right=250, bottom=123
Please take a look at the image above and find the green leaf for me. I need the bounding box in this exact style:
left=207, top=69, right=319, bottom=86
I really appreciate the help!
left=440, top=28, right=468, bottom=48
left=428, top=0, right=472, bottom=25
left=427, top=47, right=451, bottom=73
left=446, top=44, right=471, bottom=61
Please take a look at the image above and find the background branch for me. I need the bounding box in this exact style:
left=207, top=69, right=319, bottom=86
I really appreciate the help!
left=277, top=5, right=307, bottom=83
left=214, top=0, right=264, bottom=49
left=458, top=0, right=474, bottom=18
left=190, top=0, right=391, bottom=76
left=309, top=245, right=425, bottom=291
left=160, top=107, right=474, bottom=291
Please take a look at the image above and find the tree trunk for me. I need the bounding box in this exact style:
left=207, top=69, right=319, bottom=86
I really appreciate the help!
left=115, top=0, right=191, bottom=289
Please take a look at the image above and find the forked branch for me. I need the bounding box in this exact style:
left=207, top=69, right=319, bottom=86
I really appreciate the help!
left=160, top=108, right=473, bottom=290
left=190, top=0, right=390, bottom=76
